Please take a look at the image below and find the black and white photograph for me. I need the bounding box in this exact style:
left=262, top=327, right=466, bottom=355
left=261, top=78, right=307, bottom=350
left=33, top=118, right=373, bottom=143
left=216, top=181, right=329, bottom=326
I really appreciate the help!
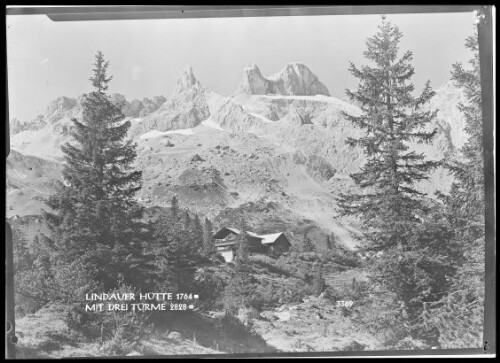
left=5, top=5, right=495, bottom=358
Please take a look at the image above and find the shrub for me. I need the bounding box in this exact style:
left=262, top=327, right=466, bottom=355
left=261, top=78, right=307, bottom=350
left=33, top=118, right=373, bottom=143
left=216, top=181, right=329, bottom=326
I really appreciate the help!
left=65, top=277, right=151, bottom=349
left=194, top=268, right=225, bottom=310
left=15, top=269, right=53, bottom=316
left=327, top=248, right=360, bottom=268
left=392, top=336, right=429, bottom=350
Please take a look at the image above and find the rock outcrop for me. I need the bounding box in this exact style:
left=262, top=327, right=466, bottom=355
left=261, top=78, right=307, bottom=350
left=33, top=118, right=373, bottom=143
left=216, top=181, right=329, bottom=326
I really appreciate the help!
left=44, top=96, right=79, bottom=124
left=211, top=99, right=262, bottom=132
left=282, top=106, right=313, bottom=126
left=110, top=93, right=166, bottom=118
left=305, top=155, right=336, bottom=182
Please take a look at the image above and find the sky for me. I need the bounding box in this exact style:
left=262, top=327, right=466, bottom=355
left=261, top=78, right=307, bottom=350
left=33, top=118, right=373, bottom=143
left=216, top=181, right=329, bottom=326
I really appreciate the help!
left=7, top=10, right=477, bottom=121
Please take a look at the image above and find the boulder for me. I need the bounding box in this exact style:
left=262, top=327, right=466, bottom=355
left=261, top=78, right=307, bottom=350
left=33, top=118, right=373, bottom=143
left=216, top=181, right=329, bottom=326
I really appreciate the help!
left=190, top=154, right=205, bottom=162
left=237, top=307, right=259, bottom=326
left=167, top=331, right=182, bottom=341
left=260, top=311, right=277, bottom=321
left=292, top=151, right=307, bottom=165
left=305, top=155, right=336, bottom=182
left=163, top=139, right=175, bottom=147
left=274, top=310, right=291, bottom=322
left=276, top=305, right=287, bottom=312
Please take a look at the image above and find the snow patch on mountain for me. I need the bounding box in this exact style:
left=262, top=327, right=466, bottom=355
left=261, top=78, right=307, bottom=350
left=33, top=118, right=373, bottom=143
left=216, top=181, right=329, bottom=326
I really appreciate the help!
left=249, top=113, right=273, bottom=123
left=140, top=128, right=195, bottom=139
left=9, top=96, right=83, bottom=160
left=260, top=94, right=361, bottom=115
left=201, top=119, right=227, bottom=131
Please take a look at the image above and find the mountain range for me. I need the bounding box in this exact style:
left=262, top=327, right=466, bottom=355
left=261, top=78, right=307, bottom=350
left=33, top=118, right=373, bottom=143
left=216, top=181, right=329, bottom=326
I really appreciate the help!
left=7, top=62, right=467, bottom=250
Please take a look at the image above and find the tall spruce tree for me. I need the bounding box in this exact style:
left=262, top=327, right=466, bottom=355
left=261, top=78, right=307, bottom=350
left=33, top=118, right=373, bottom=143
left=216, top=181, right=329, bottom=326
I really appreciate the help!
left=325, top=235, right=333, bottom=250
left=302, top=234, right=315, bottom=253
left=338, top=16, right=438, bottom=241
left=337, top=16, right=454, bottom=336
left=223, top=219, right=256, bottom=313
left=183, top=210, right=191, bottom=231
left=312, top=262, right=325, bottom=296
left=44, top=51, right=155, bottom=291
left=152, top=217, right=197, bottom=293
left=171, top=196, right=179, bottom=221
left=202, top=217, right=215, bottom=257
left=423, top=32, right=485, bottom=349
left=192, top=214, right=204, bottom=254
left=236, top=220, right=250, bottom=264
left=446, top=32, right=485, bottom=289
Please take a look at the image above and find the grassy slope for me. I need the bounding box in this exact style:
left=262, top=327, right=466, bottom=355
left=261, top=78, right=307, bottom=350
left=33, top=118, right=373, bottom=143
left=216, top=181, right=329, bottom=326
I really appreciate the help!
left=15, top=304, right=220, bottom=358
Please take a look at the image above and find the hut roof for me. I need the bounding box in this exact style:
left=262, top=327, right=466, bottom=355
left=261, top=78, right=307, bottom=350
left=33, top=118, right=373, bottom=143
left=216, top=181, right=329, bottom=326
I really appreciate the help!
left=259, top=232, right=286, bottom=244
left=213, top=227, right=288, bottom=245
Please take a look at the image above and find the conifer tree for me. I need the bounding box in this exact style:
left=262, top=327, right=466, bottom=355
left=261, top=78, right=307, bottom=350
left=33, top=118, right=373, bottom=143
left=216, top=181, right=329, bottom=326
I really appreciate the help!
left=337, top=16, right=454, bottom=333
left=202, top=217, right=215, bottom=257
left=302, top=234, right=315, bottom=253
left=325, top=235, right=333, bottom=250
left=223, top=219, right=256, bottom=313
left=446, top=32, right=485, bottom=287
left=152, top=209, right=197, bottom=293
left=192, top=214, right=204, bottom=253
left=236, top=219, right=250, bottom=264
left=171, top=196, right=179, bottom=221
left=43, top=51, right=155, bottom=291
left=338, top=16, right=438, bottom=242
left=423, top=32, right=485, bottom=349
left=183, top=210, right=191, bottom=231
left=312, top=263, right=325, bottom=296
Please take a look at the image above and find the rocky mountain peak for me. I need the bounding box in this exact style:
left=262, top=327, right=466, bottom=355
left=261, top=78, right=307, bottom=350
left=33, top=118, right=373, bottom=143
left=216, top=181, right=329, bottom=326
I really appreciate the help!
left=269, top=62, right=330, bottom=96
left=238, top=63, right=270, bottom=95
left=173, top=65, right=203, bottom=96
left=238, top=62, right=330, bottom=97
left=244, top=62, right=259, bottom=71
left=130, top=66, right=210, bottom=136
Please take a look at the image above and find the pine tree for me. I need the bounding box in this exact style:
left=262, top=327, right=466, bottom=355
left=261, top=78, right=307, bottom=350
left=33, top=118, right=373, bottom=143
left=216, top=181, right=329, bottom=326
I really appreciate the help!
left=446, top=32, right=485, bottom=289
left=423, top=32, right=485, bottom=349
left=325, top=235, right=334, bottom=250
left=236, top=220, right=250, bottom=265
left=337, top=16, right=453, bottom=331
left=192, top=214, right=204, bottom=253
left=43, top=51, right=155, bottom=291
left=302, top=234, right=315, bottom=253
left=202, top=217, right=215, bottom=257
left=338, top=16, right=438, bottom=241
left=312, top=262, right=325, bottom=296
left=223, top=219, right=256, bottom=313
left=152, top=210, right=197, bottom=293
left=183, top=210, right=191, bottom=231
left=171, top=196, right=179, bottom=221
